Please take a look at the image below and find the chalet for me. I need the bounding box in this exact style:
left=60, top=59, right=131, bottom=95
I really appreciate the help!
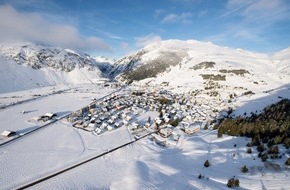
left=84, top=116, right=91, bottom=121
left=110, top=107, right=118, bottom=114
left=83, top=121, right=90, bottom=127
left=159, top=128, right=172, bottom=138
left=164, top=117, right=171, bottom=124
left=108, top=119, right=114, bottom=125
left=95, top=119, right=102, bottom=124
left=123, top=120, right=129, bottom=126
left=94, top=128, right=102, bottom=135
left=67, top=116, right=78, bottom=123
left=89, top=103, right=96, bottom=109
left=111, top=115, right=118, bottom=121
left=121, top=113, right=127, bottom=119
left=125, top=115, right=131, bottom=121
left=44, top=113, right=57, bottom=119
left=184, top=115, right=193, bottom=122
left=172, top=133, right=180, bottom=141
left=185, top=123, right=201, bottom=135
left=114, top=121, right=123, bottom=128
left=102, top=107, right=108, bottom=112
left=72, top=120, right=83, bottom=126
left=88, top=123, right=97, bottom=130
left=89, top=108, right=97, bottom=114
left=155, top=119, right=163, bottom=125
left=71, top=111, right=82, bottom=117
left=129, top=122, right=139, bottom=131
left=170, top=110, right=177, bottom=115
left=145, top=122, right=151, bottom=128
left=1, top=130, right=16, bottom=137
left=107, top=125, right=114, bottom=131
left=81, top=107, right=89, bottom=115
left=90, top=117, right=96, bottom=123
left=100, top=122, right=108, bottom=130
left=99, top=116, right=106, bottom=121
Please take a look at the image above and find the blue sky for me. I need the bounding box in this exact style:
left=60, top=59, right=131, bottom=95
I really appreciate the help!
left=0, top=0, right=290, bottom=58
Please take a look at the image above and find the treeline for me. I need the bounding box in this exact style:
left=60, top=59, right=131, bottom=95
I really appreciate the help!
left=217, top=99, right=290, bottom=148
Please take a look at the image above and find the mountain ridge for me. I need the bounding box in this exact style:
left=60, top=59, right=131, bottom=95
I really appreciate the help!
left=0, top=40, right=289, bottom=94
left=111, top=40, right=289, bottom=85
left=0, top=42, right=112, bottom=93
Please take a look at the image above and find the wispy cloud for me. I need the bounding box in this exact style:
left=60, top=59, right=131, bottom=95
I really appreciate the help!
left=0, top=5, right=112, bottom=52
left=211, top=0, right=290, bottom=51
left=161, top=12, right=192, bottom=24
left=135, top=33, right=162, bottom=47
left=93, top=28, right=124, bottom=41
left=154, top=9, right=165, bottom=19
left=223, top=0, right=290, bottom=23
left=221, top=0, right=252, bottom=18
left=198, top=9, right=208, bottom=17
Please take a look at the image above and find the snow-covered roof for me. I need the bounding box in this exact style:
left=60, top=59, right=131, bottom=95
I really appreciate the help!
left=1, top=130, right=16, bottom=137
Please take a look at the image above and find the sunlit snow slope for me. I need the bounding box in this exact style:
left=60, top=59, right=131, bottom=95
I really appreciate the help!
left=112, top=40, right=290, bottom=94
left=0, top=43, right=110, bottom=93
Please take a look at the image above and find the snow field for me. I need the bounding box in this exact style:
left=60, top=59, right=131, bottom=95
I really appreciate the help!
left=26, top=130, right=290, bottom=190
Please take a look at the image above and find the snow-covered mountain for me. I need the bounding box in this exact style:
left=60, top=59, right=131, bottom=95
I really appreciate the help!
left=271, top=47, right=290, bottom=75
left=93, top=56, right=115, bottom=74
left=1, top=40, right=289, bottom=95
left=0, top=43, right=112, bottom=93
left=94, top=56, right=115, bottom=65
left=111, top=40, right=290, bottom=95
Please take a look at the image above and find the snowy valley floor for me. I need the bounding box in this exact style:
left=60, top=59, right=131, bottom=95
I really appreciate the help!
left=29, top=130, right=290, bottom=190
left=0, top=84, right=290, bottom=190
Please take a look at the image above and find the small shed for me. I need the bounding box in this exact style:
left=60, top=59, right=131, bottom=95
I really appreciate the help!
left=44, top=113, right=57, bottom=119
left=1, top=130, right=16, bottom=137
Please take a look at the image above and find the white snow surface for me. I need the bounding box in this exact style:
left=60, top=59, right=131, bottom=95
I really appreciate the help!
left=271, top=47, right=290, bottom=75
left=30, top=131, right=290, bottom=190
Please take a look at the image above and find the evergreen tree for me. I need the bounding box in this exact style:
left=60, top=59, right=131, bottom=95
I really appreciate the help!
left=159, top=111, right=163, bottom=118
left=234, top=179, right=240, bottom=187
left=217, top=129, right=223, bottom=138
left=241, top=165, right=248, bottom=173
left=252, top=135, right=261, bottom=146
left=204, top=160, right=210, bottom=167
left=170, top=118, right=179, bottom=127
left=198, top=174, right=202, bottom=179
left=227, top=177, right=240, bottom=188
left=284, top=138, right=290, bottom=149
left=272, top=146, right=279, bottom=154
left=257, top=144, right=265, bottom=152
left=148, top=116, right=151, bottom=124
left=261, top=153, right=268, bottom=162
left=285, top=158, right=290, bottom=165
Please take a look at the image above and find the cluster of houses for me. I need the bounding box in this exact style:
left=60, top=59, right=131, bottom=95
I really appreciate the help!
left=65, top=88, right=227, bottom=145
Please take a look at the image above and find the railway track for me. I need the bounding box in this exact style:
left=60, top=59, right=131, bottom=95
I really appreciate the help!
left=15, top=129, right=158, bottom=190
left=0, top=87, right=123, bottom=147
